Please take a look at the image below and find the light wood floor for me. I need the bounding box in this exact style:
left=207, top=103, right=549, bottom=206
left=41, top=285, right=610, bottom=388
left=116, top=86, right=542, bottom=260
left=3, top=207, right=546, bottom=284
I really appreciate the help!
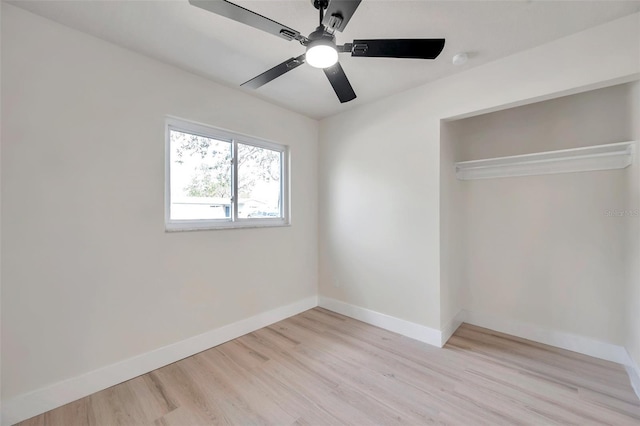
left=19, top=308, right=640, bottom=425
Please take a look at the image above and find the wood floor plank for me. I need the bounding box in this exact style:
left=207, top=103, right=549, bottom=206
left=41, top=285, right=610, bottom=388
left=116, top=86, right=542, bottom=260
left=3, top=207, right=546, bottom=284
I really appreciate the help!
left=194, top=349, right=297, bottom=425
left=455, top=325, right=630, bottom=385
left=448, top=329, right=637, bottom=404
left=86, top=384, right=149, bottom=425
left=17, top=309, right=640, bottom=425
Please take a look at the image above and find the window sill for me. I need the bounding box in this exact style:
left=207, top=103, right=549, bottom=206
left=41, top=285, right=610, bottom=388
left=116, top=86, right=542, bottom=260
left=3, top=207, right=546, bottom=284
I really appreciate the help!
left=165, top=219, right=290, bottom=232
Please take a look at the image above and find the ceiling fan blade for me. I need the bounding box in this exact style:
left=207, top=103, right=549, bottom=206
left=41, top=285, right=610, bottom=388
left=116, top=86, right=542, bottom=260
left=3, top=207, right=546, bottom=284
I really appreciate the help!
left=324, top=62, right=356, bottom=103
left=322, top=0, right=362, bottom=33
left=241, top=55, right=306, bottom=89
left=189, top=0, right=302, bottom=41
left=350, top=39, right=445, bottom=59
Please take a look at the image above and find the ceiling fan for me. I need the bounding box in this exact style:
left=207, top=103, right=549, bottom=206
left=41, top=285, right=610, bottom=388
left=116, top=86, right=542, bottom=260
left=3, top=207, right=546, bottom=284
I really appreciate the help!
left=189, top=0, right=445, bottom=103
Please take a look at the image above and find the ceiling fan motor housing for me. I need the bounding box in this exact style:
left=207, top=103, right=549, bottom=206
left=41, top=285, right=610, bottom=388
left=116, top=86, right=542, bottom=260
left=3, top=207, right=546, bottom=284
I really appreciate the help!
left=308, top=26, right=335, bottom=45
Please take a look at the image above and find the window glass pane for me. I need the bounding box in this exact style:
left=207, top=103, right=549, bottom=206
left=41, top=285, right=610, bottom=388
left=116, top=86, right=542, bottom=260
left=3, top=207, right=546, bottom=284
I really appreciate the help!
left=237, top=143, right=282, bottom=219
left=170, top=130, right=232, bottom=220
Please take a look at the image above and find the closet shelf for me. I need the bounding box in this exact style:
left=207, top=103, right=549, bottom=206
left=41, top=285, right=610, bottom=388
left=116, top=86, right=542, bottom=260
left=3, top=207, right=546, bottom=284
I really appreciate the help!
left=455, top=141, right=635, bottom=180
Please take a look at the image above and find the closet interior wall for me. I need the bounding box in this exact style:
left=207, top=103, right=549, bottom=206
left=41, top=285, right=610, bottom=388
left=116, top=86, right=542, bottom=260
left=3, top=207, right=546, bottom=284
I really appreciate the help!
left=441, top=82, right=636, bottom=347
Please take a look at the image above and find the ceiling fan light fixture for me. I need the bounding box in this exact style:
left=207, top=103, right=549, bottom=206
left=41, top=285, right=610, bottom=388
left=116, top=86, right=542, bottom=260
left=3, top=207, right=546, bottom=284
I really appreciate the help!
left=305, top=39, right=338, bottom=68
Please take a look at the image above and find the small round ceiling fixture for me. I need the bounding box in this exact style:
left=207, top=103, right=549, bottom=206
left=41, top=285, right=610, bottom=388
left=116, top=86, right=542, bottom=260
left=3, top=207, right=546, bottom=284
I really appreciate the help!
left=452, top=52, right=468, bottom=66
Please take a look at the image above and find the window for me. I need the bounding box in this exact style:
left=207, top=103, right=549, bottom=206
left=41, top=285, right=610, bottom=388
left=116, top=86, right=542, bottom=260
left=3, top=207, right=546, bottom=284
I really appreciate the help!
left=165, top=117, right=289, bottom=231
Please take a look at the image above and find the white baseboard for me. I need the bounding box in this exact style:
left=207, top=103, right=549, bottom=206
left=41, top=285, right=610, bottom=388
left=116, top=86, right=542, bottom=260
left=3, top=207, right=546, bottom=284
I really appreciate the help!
left=318, top=296, right=442, bottom=347
left=461, top=310, right=630, bottom=365
left=625, top=352, right=640, bottom=401
left=1, top=296, right=318, bottom=426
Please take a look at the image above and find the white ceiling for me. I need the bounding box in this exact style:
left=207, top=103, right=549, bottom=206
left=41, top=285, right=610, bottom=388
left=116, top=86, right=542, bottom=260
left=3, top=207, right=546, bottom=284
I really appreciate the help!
left=9, top=0, right=640, bottom=119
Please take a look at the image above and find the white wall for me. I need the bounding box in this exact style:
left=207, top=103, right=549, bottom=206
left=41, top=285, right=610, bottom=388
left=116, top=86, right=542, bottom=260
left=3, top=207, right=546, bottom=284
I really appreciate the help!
left=319, top=13, right=639, bottom=331
left=439, top=121, right=467, bottom=329
left=1, top=3, right=318, bottom=401
left=319, top=103, right=441, bottom=327
left=627, top=80, right=640, bottom=371
left=447, top=83, right=634, bottom=344
left=0, top=1, right=3, bottom=403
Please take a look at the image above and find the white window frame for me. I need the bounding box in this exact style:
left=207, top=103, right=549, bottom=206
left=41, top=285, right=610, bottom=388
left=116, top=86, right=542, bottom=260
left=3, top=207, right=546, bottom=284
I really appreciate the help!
left=165, top=116, right=290, bottom=231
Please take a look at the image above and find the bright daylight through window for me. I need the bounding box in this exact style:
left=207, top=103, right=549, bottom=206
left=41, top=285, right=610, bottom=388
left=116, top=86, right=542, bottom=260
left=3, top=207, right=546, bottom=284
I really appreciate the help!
left=165, top=118, right=289, bottom=230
